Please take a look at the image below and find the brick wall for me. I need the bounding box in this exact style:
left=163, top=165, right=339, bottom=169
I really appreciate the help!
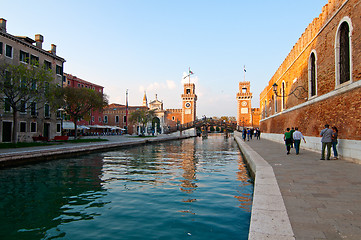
left=260, top=0, right=361, bottom=140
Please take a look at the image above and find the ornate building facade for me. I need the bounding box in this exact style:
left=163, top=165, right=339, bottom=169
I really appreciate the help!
left=259, top=0, right=361, bottom=161
left=103, top=82, right=198, bottom=134
left=0, top=18, right=65, bottom=142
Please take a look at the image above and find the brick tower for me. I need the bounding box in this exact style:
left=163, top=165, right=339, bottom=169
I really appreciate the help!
left=237, top=81, right=252, bottom=127
left=181, top=83, right=197, bottom=124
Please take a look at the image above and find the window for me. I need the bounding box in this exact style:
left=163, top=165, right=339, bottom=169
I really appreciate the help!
left=0, top=42, right=3, bottom=54
left=104, top=116, right=108, bottom=123
left=5, top=44, right=12, bottom=58
left=99, top=117, right=102, bottom=123
left=274, top=94, right=277, bottom=113
left=20, top=122, right=26, bottom=132
left=30, top=102, right=37, bottom=116
left=56, top=123, right=61, bottom=133
left=20, top=100, right=26, bottom=113
left=5, top=70, right=11, bottom=86
left=264, top=100, right=267, bottom=117
left=44, top=60, right=52, bottom=69
left=44, top=82, right=49, bottom=94
left=186, top=89, right=191, bottom=94
left=309, top=52, right=317, bottom=97
left=172, top=116, right=175, bottom=121
left=92, top=116, right=95, bottom=122
left=124, top=116, right=127, bottom=123
left=339, top=22, right=350, bottom=84
left=56, top=65, right=63, bottom=75
left=30, top=122, right=37, bottom=132
left=281, top=82, right=285, bottom=111
left=115, top=116, right=119, bottom=123
left=30, top=55, right=39, bottom=66
left=4, top=98, right=11, bottom=112
left=20, top=50, right=29, bottom=63
left=335, top=18, right=352, bottom=85
left=44, top=104, right=50, bottom=118
left=242, top=87, right=247, bottom=93
left=31, top=79, right=36, bottom=90
left=78, top=83, right=80, bottom=88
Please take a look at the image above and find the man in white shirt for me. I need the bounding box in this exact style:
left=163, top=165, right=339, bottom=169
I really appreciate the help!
left=293, top=127, right=306, bottom=155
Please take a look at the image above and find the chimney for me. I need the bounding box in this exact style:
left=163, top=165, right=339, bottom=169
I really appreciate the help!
left=0, top=18, right=6, bottom=33
left=35, top=34, right=44, bottom=49
left=50, top=44, right=56, bottom=55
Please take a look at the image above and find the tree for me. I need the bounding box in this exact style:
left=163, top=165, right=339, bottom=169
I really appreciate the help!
left=129, top=109, right=155, bottom=136
left=52, top=87, right=108, bottom=139
left=0, top=63, right=54, bottom=143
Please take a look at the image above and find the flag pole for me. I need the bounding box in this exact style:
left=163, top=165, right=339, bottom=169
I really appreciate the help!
left=189, top=67, right=191, bottom=84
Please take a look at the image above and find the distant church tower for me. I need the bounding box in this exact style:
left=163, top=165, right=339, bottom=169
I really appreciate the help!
left=143, top=91, right=148, bottom=107
left=181, top=83, right=197, bottom=124
left=237, top=81, right=253, bottom=127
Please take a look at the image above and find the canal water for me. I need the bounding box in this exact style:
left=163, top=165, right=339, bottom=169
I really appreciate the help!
left=0, top=134, right=253, bottom=240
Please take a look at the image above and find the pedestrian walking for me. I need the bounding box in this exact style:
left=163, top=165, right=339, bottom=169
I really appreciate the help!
left=292, top=127, right=306, bottom=155
left=247, top=128, right=250, bottom=141
left=290, top=127, right=295, bottom=148
left=284, top=128, right=293, bottom=155
left=256, top=128, right=261, bottom=140
left=320, top=124, right=333, bottom=160
left=331, top=126, right=338, bottom=160
left=242, top=128, right=247, bottom=141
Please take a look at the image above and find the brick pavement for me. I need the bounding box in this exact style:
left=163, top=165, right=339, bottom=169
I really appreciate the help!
left=244, top=138, right=361, bottom=240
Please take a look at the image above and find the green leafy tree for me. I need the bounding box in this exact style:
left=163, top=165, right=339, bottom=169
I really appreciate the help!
left=129, top=109, right=155, bottom=135
left=52, top=87, right=108, bottom=139
left=0, top=63, right=54, bottom=143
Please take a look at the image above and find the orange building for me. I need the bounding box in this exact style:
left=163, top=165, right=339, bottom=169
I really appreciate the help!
left=236, top=81, right=260, bottom=128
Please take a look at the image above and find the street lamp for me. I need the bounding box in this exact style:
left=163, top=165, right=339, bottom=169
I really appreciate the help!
left=272, top=83, right=307, bottom=100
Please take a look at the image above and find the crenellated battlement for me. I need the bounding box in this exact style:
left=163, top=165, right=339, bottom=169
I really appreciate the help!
left=166, top=108, right=182, bottom=113
left=268, top=0, right=347, bottom=88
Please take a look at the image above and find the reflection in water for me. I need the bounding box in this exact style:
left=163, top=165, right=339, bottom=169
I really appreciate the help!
left=0, top=134, right=253, bottom=240
left=179, top=138, right=198, bottom=194
left=0, top=156, right=106, bottom=240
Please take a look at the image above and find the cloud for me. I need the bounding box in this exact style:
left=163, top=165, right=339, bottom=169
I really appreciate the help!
left=166, top=80, right=176, bottom=89
left=139, top=80, right=177, bottom=93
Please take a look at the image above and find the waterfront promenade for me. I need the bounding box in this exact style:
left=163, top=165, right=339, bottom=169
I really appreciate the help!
left=236, top=134, right=361, bottom=240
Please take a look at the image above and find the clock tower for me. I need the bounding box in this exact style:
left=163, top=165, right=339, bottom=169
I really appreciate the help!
left=182, top=83, right=197, bottom=124
left=237, top=81, right=252, bottom=127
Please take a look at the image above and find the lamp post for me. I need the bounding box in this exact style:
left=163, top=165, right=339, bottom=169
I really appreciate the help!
left=272, top=83, right=307, bottom=100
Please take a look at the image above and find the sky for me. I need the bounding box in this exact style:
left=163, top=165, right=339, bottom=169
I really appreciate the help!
left=3, top=0, right=327, bottom=118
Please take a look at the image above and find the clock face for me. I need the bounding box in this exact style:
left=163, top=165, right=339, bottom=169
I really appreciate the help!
left=185, top=102, right=191, bottom=108
left=242, top=101, right=247, bottom=106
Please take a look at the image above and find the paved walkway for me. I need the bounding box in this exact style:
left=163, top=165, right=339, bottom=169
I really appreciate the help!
left=244, top=138, right=361, bottom=240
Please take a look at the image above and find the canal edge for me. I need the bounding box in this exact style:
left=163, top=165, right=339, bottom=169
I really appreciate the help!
left=0, top=134, right=195, bottom=169
left=234, top=132, right=295, bottom=240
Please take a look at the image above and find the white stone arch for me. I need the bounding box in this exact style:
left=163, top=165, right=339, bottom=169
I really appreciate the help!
left=335, top=16, right=353, bottom=86
left=308, top=49, right=318, bottom=98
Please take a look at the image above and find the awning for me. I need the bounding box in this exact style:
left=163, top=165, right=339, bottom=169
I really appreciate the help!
left=63, top=121, right=75, bottom=130
left=110, top=126, right=125, bottom=130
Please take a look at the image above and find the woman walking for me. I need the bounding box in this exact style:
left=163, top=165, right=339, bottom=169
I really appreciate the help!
left=332, top=126, right=338, bottom=159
